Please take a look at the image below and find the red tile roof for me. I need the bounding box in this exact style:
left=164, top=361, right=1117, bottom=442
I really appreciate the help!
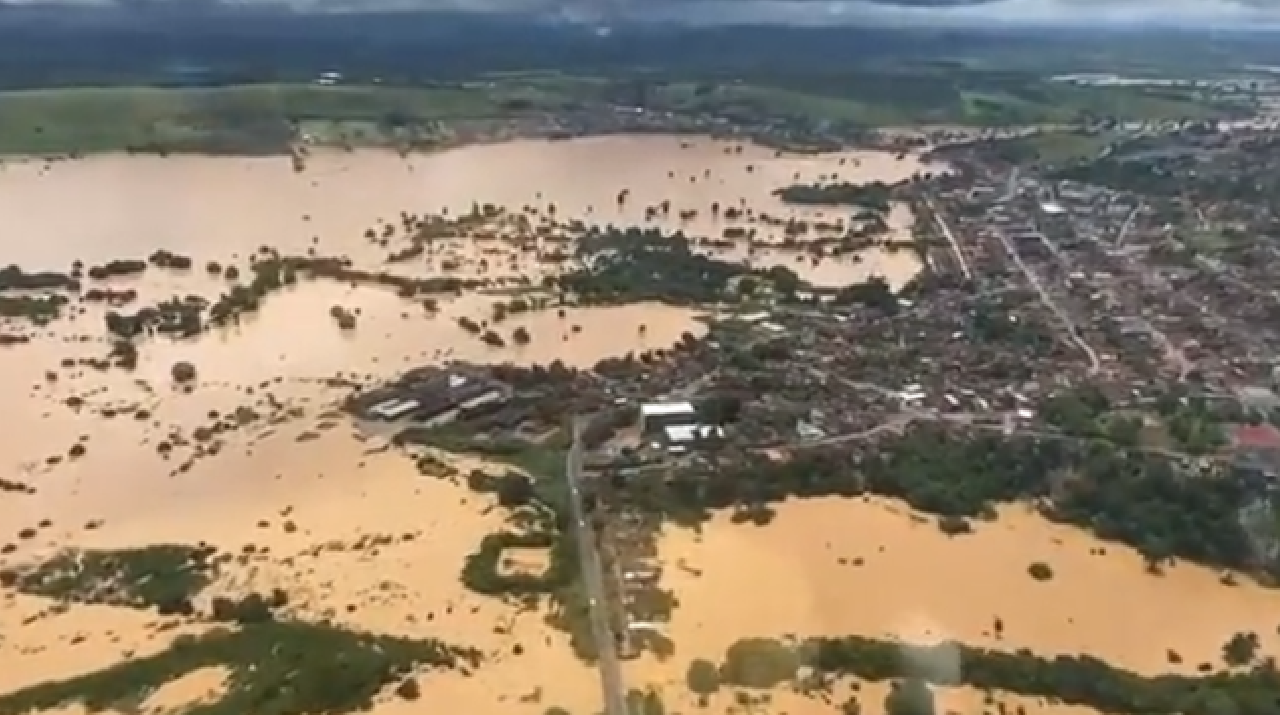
left=1234, top=424, right=1280, bottom=451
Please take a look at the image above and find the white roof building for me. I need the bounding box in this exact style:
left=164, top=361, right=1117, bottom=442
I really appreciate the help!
left=664, top=424, right=726, bottom=444
left=641, top=402, right=696, bottom=418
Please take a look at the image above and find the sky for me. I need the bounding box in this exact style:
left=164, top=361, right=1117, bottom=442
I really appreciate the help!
left=603, top=0, right=1280, bottom=27
left=4, top=0, right=1280, bottom=28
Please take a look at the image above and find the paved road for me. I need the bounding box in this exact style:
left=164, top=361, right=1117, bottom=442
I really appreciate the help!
left=564, top=416, right=629, bottom=715
left=990, top=225, right=1102, bottom=375
left=926, top=196, right=974, bottom=282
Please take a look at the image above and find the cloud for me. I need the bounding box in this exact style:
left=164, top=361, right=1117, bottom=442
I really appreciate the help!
left=615, top=0, right=1280, bottom=27
left=4, top=0, right=1280, bottom=28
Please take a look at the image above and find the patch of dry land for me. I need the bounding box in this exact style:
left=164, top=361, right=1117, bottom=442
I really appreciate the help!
left=0, top=135, right=943, bottom=715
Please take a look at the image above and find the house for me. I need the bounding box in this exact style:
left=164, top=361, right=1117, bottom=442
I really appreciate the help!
left=663, top=424, right=725, bottom=444
left=659, top=424, right=726, bottom=455
left=356, top=367, right=509, bottom=426
left=367, top=398, right=422, bottom=420
left=1232, top=423, right=1280, bottom=491
left=640, top=402, right=697, bottom=436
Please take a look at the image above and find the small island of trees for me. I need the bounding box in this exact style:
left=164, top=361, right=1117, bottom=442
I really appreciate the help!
left=773, top=181, right=894, bottom=214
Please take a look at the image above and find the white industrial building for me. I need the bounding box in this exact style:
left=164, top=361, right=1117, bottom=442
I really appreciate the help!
left=640, top=401, right=697, bottom=435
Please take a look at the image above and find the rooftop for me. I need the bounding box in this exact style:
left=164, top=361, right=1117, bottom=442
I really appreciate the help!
left=642, top=402, right=696, bottom=417
left=1234, top=423, right=1280, bottom=451
left=664, top=424, right=725, bottom=443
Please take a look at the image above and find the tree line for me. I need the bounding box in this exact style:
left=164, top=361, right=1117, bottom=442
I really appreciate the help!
left=809, top=634, right=1280, bottom=715
left=615, top=422, right=1274, bottom=578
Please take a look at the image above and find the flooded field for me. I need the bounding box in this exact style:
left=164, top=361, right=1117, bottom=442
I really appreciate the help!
left=0, top=135, right=939, bottom=714
left=0, top=135, right=931, bottom=282
left=627, top=496, right=1280, bottom=712
left=0, top=432, right=603, bottom=715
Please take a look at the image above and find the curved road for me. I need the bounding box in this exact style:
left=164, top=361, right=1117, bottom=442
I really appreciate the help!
left=564, top=416, right=629, bottom=715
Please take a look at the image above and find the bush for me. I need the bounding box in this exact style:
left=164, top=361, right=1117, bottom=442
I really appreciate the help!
left=719, top=638, right=799, bottom=689
left=1027, top=562, right=1054, bottom=581
left=937, top=515, right=972, bottom=536
left=1222, top=632, right=1260, bottom=667
left=885, top=678, right=936, bottom=715
left=0, top=621, right=480, bottom=715
left=685, top=658, right=722, bottom=695
left=210, top=593, right=275, bottom=624
left=170, top=361, right=197, bottom=383
left=460, top=532, right=571, bottom=596
left=809, top=632, right=1280, bottom=715
left=11, top=545, right=216, bottom=611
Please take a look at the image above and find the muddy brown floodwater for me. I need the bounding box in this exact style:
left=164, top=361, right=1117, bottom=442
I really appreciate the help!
left=629, top=497, right=1280, bottom=714
left=0, top=135, right=943, bottom=715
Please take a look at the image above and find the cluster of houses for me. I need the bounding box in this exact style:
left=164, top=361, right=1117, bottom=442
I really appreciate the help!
left=640, top=402, right=725, bottom=455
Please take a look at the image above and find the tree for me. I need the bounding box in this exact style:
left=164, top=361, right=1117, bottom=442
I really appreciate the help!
left=685, top=658, right=721, bottom=695
left=170, top=361, right=197, bottom=383
left=1221, top=632, right=1259, bottom=667
left=697, top=395, right=743, bottom=425
left=884, top=679, right=935, bottom=715
left=720, top=638, right=799, bottom=689
left=494, top=472, right=534, bottom=508
left=1027, top=562, right=1054, bottom=581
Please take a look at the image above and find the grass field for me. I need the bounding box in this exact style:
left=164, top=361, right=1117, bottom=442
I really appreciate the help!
left=0, top=84, right=503, bottom=155
left=0, top=73, right=1246, bottom=156
left=980, top=130, right=1122, bottom=167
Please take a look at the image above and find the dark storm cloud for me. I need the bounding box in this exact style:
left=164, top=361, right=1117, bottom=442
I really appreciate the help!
left=4, top=0, right=1280, bottom=27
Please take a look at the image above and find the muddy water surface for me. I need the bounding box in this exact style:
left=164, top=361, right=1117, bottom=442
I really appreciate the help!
left=0, top=136, right=937, bottom=714
left=632, top=495, right=1280, bottom=701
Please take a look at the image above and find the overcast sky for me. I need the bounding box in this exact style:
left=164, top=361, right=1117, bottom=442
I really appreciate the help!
left=5, top=0, right=1280, bottom=28
left=611, top=0, right=1280, bottom=27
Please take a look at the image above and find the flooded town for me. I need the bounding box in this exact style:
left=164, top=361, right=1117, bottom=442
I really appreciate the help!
left=4, top=48, right=1280, bottom=715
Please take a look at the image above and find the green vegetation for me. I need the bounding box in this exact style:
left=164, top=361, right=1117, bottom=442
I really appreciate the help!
left=1042, top=384, right=1229, bottom=455
left=712, top=633, right=1280, bottom=715
left=460, top=531, right=575, bottom=597
left=773, top=181, right=894, bottom=213
left=3, top=544, right=217, bottom=614
left=685, top=658, right=722, bottom=695
left=559, top=226, right=910, bottom=310
left=622, top=420, right=1272, bottom=578
left=885, top=679, right=935, bottom=715
left=720, top=638, right=803, bottom=689
left=558, top=228, right=751, bottom=306
left=1046, top=135, right=1280, bottom=207
left=807, top=634, right=1280, bottom=715
left=0, top=84, right=501, bottom=155
left=100, top=252, right=482, bottom=340
left=397, top=426, right=569, bottom=508
left=0, top=64, right=1241, bottom=156
left=393, top=424, right=606, bottom=659
left=647, top=69, right=1230, bottom=128
left=1223, top=632, right=1262, bottom=668
left=1027, top=561, right=1054, bottom=582
left=0, top=621, right=480, bottom=715
left=974, top=130, right=1118, bottom=168
left=625, top=687, right=667, bottom=715
left=0, top=293, right=68, bottom=324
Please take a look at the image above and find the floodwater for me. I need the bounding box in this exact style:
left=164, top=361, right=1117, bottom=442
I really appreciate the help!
left=0, top=135, right=938, bottom=714
left=0, top=135, right=932, bottom=285
left=629, top=496, right=1280, bottom=712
